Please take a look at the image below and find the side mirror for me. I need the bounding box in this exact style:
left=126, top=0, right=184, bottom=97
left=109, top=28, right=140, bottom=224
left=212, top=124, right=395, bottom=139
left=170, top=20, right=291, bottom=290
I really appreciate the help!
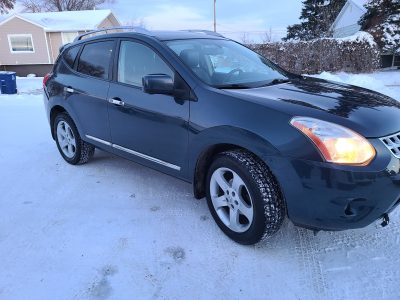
left=142, top=74, right=174, bottom=95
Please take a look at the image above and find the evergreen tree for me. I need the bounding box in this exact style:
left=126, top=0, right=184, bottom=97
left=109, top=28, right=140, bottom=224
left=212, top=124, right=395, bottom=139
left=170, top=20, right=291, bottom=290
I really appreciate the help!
left=0, top=0, right=15, bottom=13
left=284, top=0, right=346, bottom=41
left=359, top=0, right=400, bottom=59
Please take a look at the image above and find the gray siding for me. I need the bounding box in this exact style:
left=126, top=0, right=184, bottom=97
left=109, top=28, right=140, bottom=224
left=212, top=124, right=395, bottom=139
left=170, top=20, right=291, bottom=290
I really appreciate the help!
left=0, top=17, right=50, bottom=66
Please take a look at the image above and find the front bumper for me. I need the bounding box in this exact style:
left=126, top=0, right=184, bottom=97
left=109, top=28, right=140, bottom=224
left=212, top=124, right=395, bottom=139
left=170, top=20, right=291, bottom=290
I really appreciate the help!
left=264, top=139, right=400, bottom=231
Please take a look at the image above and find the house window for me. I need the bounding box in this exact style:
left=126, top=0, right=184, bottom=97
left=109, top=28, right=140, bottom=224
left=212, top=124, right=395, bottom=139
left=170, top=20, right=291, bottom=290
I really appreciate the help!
left=8, top=34, right=34, bottom=53
left=62, top=32, right=79, bottom=45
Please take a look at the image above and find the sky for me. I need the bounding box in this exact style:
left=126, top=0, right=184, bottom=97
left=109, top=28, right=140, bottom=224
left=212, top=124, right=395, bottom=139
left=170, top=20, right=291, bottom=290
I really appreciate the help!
left=101, top=0, right=303, bottom=41
left=12, top=0, right=303, bottom=42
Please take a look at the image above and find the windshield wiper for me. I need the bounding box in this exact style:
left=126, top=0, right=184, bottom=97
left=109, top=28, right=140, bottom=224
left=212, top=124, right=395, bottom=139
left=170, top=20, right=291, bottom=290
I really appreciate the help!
left=216, top=84, right=252, bottom=89
left=216, top=78, right=290, bottom=89
left=260, top=78, right=290, bottom=87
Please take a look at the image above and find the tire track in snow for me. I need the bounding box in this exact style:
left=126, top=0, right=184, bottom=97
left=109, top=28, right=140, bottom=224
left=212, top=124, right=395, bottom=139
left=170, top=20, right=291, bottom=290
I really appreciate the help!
left=294, top=227, right=327, bottom=299
left=316, top=210, right=400, bottom=299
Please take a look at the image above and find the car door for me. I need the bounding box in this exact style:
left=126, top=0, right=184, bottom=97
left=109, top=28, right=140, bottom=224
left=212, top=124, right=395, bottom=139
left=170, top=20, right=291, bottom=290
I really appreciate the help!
left=107, top=39, right=190, bottom=175
left=66, top=40, right=115, bottom=143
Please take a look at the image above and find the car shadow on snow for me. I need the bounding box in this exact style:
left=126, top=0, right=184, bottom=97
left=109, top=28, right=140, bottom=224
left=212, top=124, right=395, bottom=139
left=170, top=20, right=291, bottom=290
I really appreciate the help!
left=88, top=150, right=399, bottom=254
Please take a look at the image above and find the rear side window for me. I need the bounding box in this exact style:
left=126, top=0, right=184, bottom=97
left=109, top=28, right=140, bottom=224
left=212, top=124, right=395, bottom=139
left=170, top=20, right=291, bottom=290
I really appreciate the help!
left=63, top=46, right=80, bottom=69
left=77, top=41, right=114, bottom=79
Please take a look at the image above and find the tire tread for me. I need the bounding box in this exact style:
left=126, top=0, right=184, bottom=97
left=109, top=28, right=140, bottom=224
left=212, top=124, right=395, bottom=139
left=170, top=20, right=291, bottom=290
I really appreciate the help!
left=220, top=149, right=286, bottom=243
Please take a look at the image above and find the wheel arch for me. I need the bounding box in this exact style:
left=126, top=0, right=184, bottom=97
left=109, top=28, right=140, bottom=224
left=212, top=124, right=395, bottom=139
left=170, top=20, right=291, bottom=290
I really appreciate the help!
left=50, top=105, right=67, bottom=139
left=49, top=105, right=83, bottom=141
left=193, top=143, right=244, bottom=199
left=190, top=126, right=280, bottom=199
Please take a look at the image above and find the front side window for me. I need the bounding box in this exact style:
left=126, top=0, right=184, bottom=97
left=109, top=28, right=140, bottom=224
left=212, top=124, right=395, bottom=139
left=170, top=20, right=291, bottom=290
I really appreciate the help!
left=118, top=41, right=174, bottom=87
left=166, top=39, right=288, bottom=88
left=8, top=34, right=34, bottom=53
left=62, top=32, right=79, bottom=45
left=77, top=41, right=114, bottom=79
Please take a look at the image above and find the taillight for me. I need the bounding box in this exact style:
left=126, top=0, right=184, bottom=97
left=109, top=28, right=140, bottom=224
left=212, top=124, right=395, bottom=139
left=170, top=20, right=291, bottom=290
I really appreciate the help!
left=43, top=73, right=51, bottom=88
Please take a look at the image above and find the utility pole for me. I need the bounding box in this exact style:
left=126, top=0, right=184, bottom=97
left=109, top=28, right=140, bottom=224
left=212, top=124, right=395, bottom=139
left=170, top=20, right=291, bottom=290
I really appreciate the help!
left=213, top=0, right=216, bottom=32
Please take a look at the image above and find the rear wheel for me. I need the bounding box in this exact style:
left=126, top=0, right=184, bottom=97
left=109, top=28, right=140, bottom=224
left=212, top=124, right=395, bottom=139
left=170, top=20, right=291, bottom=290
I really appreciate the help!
left=54, top=113, right=95, bottom=165
left=206, top=149, right=286, bottom=245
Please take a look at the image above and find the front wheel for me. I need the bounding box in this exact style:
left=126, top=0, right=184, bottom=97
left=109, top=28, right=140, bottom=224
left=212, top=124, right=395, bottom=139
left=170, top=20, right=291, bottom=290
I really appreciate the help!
left=54, top=113, right=95, bottom=165
left=206, top=150, right=286, bottom=245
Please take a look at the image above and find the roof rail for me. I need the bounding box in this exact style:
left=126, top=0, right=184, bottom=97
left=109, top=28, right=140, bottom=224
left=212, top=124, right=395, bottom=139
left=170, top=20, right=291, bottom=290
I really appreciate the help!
left=181, top=30, right=225, bottom=38
left=59, top=43, right=70, bottom=53
left=74, top=26, right=151, bottom=41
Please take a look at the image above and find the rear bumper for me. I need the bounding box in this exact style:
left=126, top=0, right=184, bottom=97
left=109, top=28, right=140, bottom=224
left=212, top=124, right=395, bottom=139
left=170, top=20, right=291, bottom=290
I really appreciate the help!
left=263, top=139, right=400, bottom=231
left=43, top=90, right=50, bottom=123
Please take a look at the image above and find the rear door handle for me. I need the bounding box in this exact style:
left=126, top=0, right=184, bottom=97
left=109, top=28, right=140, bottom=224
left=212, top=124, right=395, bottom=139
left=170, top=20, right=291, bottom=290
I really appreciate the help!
left=109, top=97, right=125, bottom=106
left=64, top=87, right=74, bottom=93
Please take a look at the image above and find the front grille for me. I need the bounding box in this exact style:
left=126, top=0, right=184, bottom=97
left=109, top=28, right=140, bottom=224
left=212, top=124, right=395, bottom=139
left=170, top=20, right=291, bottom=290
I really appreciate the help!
left=380, top=132, right=400, bottom=158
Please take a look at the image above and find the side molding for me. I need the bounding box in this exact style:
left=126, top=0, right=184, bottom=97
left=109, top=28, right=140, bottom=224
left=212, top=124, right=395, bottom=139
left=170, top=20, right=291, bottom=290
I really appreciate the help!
left=85, top=135, right=181, bottom=171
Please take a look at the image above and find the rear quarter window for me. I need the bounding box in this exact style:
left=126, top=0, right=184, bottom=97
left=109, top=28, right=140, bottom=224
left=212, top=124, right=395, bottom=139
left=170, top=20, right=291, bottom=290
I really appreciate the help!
left=63, top=45, right=80, bottom=69
left=77, top=41, right=114, bottom=80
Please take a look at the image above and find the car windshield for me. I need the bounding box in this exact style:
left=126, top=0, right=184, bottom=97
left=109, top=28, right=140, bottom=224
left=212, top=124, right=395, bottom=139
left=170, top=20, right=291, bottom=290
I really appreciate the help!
left=165, top=38, right=289, bottom=89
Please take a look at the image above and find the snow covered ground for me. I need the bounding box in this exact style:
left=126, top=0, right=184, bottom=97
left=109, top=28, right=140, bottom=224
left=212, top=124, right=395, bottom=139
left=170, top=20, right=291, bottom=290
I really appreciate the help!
left=0, top=75, right=399, bottom=300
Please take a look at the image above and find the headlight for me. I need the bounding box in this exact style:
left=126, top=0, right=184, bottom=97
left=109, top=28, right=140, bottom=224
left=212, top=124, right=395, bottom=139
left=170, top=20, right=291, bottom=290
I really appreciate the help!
left=290, top=117, right=376, bottom=166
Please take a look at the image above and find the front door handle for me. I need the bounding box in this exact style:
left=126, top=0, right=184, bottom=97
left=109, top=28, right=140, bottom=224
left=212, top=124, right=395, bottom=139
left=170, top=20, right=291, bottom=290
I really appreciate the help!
left=109, top=97, right=125, bottom=106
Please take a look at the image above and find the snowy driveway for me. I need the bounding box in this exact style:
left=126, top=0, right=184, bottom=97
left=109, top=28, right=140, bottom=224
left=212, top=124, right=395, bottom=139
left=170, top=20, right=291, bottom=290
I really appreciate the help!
left=0, top=77, right=399, bottom=300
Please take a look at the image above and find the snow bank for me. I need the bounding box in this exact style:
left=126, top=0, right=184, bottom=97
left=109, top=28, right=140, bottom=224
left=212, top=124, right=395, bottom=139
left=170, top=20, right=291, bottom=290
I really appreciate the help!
left=310, top=70, right=400, bottom=100
left=336, top=31, right=377, bottom=47
left=15, top=77, right=44, bottom=95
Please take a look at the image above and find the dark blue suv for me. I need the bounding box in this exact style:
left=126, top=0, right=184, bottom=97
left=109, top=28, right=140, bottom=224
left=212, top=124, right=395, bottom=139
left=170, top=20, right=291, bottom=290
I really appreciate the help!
left=43, top=28, right=400, bottom=245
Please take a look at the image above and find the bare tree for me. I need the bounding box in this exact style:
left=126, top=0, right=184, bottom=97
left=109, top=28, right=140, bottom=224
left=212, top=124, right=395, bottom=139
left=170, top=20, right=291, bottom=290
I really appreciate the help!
left=21, top=0, right=43, bottom=12
left=123, top=18, right=147, bottom=29
left=261, top=28, right=273, bottom=43
left=240, top=33, right=254, bottom=45
left=22, top=0, right=115, bottom=12
left=0, top=0, right=15, bottom=14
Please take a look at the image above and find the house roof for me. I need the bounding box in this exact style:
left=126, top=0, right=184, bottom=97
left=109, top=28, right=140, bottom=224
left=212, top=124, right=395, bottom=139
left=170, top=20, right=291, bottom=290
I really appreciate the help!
left=330, top=0, right=367, bottom=31
left=0, top=9, right=117, bottom=32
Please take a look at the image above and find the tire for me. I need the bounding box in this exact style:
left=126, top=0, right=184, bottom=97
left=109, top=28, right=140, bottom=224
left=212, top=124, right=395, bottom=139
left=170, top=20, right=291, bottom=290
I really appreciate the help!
left=54, top=113, right=95, bottom=165
left=206, top=149, right=286, bottom=245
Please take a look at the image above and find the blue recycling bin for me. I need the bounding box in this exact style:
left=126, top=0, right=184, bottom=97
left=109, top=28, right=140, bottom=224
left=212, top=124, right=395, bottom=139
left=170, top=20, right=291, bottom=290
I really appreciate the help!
left=0, top=71, right=17, bottom=94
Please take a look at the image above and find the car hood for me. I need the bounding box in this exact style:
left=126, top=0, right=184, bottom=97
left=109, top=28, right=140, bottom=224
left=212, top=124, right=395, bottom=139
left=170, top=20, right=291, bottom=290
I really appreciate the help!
left=224, top=77, right=400, bottom=138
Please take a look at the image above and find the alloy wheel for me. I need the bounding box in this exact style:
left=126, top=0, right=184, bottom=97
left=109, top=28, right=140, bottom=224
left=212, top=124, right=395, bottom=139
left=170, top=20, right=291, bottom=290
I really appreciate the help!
left=56, top=121, right=76, bottom=158
left=210, top=167, right=254, bottom=233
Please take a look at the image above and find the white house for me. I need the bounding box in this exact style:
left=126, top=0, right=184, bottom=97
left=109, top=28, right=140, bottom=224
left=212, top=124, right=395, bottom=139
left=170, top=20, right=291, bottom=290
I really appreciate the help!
left=331, top=0, right=367, bottom=38
left=331, top=0, right=399, bottom=68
